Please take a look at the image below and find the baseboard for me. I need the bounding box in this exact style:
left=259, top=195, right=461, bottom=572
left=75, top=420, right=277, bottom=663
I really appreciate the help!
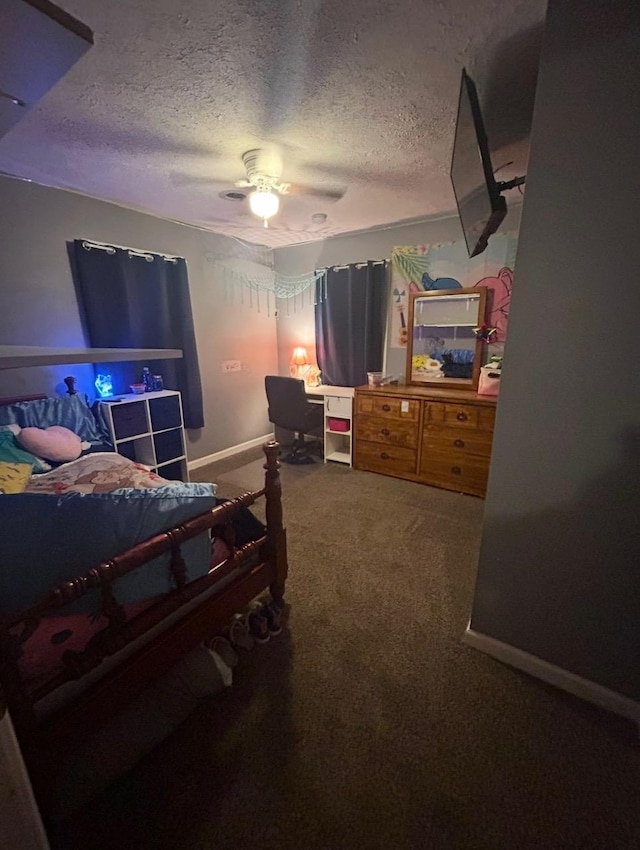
left=188, top=433, right=274, bottom=471
left=463, top=625, right=640, bottom=727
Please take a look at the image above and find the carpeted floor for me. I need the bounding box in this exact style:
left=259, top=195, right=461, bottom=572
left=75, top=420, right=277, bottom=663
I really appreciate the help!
left=51, top=449, right=640, bottom=850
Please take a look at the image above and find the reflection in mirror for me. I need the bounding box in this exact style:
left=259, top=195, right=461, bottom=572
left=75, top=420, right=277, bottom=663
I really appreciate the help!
left=406, top=288, right=486, bottom=389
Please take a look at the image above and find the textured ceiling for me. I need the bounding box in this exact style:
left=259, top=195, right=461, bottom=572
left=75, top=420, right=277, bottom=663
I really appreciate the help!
left=0, top=0, right=547, bottom=248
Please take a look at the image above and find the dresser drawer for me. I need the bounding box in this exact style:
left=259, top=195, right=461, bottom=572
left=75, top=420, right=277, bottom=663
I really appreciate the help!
left=478, top=406, right=496, bottom=432
left=356, top=394, right=420, bottom=422
left=422, top=425, right=492, bottom=458
left=427, top=402, right=481, bottom=429
left=325, top=395, right=352, bottom=417
left=355, top=441, right=417, bottom=476
left=419, top=450, right=490, bottom=496
left=356, top=415, right=418, bottom=449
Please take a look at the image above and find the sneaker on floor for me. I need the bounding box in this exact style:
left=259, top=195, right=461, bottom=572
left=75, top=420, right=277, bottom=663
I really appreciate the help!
left=228, top=613, right=254, bottom=650
left=247, top=605, right=270, bottom=644
left=261, top=602, right=282, bottom=636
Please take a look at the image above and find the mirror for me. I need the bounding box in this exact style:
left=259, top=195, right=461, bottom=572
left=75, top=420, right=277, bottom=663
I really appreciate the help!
left=405, top=288, right=487, bottom=389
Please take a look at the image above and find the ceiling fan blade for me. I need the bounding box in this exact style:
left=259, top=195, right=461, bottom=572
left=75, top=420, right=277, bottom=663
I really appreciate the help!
left=170, top=172, right=230, bottom=188
left=284, top=183, right=346, bottom=202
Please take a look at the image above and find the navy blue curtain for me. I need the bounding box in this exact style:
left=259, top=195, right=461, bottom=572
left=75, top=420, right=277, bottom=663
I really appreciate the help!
left=72, top=241, right=204, bottom=429
left=314, top=262, right=388, bottom=387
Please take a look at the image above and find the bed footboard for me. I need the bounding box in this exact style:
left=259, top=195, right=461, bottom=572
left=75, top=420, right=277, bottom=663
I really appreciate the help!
left=0, top=441, right=287, bottom=774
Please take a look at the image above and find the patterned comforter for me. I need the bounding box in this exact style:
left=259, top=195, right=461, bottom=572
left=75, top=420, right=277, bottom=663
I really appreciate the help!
left=25, top=452, right=174, bottom=495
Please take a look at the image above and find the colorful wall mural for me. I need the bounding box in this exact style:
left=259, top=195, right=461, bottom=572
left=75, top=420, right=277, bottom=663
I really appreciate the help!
left=390, top=232, right=518, bottom=351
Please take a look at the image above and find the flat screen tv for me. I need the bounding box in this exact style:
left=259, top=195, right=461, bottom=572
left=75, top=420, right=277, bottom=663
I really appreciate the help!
left=450, top=69, right=511, bottom=258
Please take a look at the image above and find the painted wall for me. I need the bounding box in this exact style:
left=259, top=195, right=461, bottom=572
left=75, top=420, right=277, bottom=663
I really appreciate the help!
left=273, top=207, right=521, bottom=381
left=469, top=0, right=640, bottom=700
left=0, top=177, right=277, bottom=461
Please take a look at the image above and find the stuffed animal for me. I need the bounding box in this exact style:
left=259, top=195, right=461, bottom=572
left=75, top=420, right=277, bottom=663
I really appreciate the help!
left=412, top=355, right=444, bottom=379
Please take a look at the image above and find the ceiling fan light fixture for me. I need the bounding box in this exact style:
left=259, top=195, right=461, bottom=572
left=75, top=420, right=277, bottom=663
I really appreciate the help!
left=249, top=189, right=279, bottom=227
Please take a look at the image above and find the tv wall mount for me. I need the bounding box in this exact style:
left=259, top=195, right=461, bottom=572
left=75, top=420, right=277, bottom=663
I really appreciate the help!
left=496, top=175, right=526, bottom=193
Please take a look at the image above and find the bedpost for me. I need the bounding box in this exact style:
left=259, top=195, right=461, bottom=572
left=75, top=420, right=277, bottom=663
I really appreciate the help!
left=263, top=440, right=288, bottom=608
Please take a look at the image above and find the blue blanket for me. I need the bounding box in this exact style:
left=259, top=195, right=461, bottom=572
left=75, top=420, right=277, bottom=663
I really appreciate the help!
left=0, top=484, right=219, bottom=616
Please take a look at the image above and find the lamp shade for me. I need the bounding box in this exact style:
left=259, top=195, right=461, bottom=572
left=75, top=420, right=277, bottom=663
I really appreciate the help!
left=249, top=190, right=279, bottom=223
left=291, top=346, right=309, bottom=366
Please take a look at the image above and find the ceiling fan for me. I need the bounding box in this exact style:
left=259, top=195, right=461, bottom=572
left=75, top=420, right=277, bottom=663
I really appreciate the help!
left=181, top=147, right=345, bottom=228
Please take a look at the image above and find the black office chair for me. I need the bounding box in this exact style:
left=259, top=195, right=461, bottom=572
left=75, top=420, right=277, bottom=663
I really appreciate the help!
left=264, top=376, right=324, bottom=464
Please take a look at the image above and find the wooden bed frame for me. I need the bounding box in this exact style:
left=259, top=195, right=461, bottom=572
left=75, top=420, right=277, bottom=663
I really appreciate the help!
left=0, top=438, right=287, bottom=813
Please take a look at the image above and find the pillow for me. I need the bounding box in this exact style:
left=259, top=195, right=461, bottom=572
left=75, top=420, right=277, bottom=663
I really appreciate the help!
left=0, top=462, right=32, bottom=494
left=0, top=483, right=219, bottom=616
left=0, top=395, right=109, bottom=444
left=17, top=426, right=82, bottom=462
left=0, top=430, right=51, bottom=473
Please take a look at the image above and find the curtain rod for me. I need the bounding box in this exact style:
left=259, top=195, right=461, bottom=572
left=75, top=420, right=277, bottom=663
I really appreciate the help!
left=317, top=259, right=389, bottom=272
left=80, top=239, right=182, bottom=263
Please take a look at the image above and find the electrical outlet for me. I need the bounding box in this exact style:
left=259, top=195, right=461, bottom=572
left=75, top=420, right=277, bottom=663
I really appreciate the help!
left=222, top=360, right=242, bottom=373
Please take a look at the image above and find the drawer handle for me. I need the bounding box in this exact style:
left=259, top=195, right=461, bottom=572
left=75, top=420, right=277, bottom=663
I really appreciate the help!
left=380, top=428, right=390, bottom=436
left=382, top=404, right=391, bottom=412
left=453, top=439, right=465, bottom=448
left=451, top=466, right=462, bottom=475
left=456, top=412, right=468, bottom=421
left=380, top=451, right=390, bottom=460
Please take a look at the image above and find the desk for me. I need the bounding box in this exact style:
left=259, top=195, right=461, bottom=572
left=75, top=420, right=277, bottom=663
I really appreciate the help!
left=305, top=385, right=355, bottom=465
left=305, top=384, right=355, bottom=399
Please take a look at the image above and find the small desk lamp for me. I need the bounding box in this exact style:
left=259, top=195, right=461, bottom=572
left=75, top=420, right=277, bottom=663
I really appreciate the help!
left=290, top=346, right=310, bottom=381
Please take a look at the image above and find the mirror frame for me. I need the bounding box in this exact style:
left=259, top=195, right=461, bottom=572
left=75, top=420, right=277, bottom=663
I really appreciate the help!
left=405, top=287, right=487, bottom=390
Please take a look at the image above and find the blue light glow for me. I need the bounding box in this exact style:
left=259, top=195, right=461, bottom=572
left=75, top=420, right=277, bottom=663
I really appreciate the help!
left=94, top=373, right=113, bottom=397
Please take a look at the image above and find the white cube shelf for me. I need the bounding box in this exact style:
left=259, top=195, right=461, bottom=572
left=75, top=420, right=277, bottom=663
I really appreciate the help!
left=99, top=389, right=189, bottom=481
left=323, top=391, right=353, bottom=466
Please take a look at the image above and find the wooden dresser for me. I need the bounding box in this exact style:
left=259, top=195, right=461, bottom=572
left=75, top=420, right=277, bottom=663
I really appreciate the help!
left=354, top=385, right=497, bottom=497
